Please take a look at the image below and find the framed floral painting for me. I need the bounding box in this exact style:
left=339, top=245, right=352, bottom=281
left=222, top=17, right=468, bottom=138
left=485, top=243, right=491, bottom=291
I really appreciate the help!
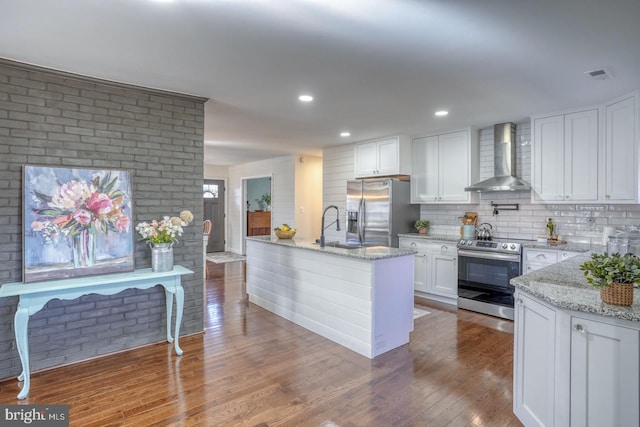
left=23, top=165, right=134, bottom=283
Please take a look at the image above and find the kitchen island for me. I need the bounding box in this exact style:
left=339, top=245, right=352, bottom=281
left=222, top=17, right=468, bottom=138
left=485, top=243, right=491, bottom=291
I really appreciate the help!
left=510, top=255, right=640, bottom=427
left=245, top=236, right=415, bottom=358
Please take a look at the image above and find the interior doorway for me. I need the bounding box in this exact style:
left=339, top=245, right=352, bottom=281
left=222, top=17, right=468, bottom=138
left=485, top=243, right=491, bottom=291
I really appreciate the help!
left=242, top=176, right=272, bottom=254
left=203, top=179, right=225, bottom=253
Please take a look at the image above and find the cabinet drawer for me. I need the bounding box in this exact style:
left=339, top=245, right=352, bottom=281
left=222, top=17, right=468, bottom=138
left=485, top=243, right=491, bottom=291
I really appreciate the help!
left=524, top=263, right=548, bottom=273
left=524, top=249, right=558, bottom=264
left=399, top=239, right=429, bottom=253
left=560, top=251, right=579, bottom=261
left=426, top=242, right=456, bottom=255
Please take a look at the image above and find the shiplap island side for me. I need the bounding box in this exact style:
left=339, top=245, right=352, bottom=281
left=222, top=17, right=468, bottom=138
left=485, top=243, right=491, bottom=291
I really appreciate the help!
left=245, top=236, right=415, bottom=358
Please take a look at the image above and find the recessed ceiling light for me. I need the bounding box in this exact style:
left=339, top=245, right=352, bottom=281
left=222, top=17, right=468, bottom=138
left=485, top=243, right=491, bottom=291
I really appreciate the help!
left=298, top=95, right=314, bottom=102
left=435, top=110, right=449, bottom=117
left=340, top=132, right=351, bottom=137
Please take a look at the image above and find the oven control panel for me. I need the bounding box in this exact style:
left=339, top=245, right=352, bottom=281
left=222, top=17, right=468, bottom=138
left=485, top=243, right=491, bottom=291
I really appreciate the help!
left=457, top=239, right=522, bottom=253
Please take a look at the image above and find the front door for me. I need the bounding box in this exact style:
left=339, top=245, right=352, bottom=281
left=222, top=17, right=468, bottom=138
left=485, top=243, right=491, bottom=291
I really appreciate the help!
left=203, top=179, right=225, bottom=253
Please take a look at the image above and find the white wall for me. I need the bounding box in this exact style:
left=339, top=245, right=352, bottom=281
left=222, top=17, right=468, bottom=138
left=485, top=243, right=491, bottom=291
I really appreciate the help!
left=323, top=124, right=640, bottom=246
left=204, top=164, right=229, bottom=180
left=228, top=156, right=296, bottom=254
left=421, top=123, right=640, bottom=244
left=294, top=155, right=323, bottom=240
left=322, top=144, right=355, bottom=243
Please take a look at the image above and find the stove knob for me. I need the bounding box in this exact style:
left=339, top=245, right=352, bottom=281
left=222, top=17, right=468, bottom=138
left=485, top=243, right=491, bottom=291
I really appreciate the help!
left=459, top=239, right=465, bottom=245
left=502, top=243, right=508, bottom=249
left=510, top=244, right=516, bottom=250
left=467, top=240, right=473, bottom=246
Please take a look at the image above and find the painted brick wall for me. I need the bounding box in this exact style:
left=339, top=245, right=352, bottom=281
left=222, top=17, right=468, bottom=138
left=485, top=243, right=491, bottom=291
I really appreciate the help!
left=0, top=61, right=205, bottom=379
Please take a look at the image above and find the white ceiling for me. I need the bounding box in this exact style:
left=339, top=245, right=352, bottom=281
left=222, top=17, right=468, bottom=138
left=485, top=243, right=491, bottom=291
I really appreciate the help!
left=1, top=0, right=639, bottom=166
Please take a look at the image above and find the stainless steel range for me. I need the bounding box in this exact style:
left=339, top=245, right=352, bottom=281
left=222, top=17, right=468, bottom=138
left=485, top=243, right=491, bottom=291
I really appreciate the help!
left=457, top=238, right=524, bottom=320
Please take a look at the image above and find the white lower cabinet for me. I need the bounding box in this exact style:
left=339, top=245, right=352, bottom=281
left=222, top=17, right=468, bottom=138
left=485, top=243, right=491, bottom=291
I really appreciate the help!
left=523, top=248, right=580, bottom=273
left=413, top=252, right=429, bottom=293
left=399, top=238, right=457, bottom=304
left=570, top=316, right=639, bottom=427
left=430, top=244, right=457, bottom=299
left=513, top=293, right=557, bottom=427
left=514, top=290, right=640, bottom=426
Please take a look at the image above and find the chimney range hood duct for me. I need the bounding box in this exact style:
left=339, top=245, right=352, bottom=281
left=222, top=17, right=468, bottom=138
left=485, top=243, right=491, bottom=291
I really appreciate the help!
left=465, top=122, right=531, bottom=192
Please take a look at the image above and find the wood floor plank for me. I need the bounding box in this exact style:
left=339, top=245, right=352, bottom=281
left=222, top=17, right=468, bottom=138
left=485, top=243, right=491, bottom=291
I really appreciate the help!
left=0, top=260, right=522, bottom=426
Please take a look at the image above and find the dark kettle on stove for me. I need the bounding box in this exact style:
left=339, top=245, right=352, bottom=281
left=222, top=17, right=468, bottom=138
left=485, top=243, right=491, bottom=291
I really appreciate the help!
left=477, top=223, right=493, bottom=240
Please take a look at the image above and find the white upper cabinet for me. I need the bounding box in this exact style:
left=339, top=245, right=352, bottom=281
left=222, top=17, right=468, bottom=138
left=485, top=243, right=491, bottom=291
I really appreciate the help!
left=533, top=108, right=599, bottom=203
left=354, top=136, right=411, bottom=178
left=411, top=135, right=439, bottom=202
left=532, top=92, right=638, bottom=204
left=605, top=94, right=638, bottom=203
left=411, top=129, right=478, bottom=204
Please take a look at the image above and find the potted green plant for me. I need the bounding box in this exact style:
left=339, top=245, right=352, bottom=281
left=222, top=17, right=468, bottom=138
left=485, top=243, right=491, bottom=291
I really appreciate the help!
left=414, top=219, right=431, bottom=235
left=255, top=193, right=271, bottom=211
left=579, top=252, right=640, bottom=306
left=260, top=193, right=271, bottom=211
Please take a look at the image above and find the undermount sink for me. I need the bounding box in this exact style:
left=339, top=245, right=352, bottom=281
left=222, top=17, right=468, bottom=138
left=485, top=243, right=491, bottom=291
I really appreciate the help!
left=326, top=243, right=364, bottom=250
left=315, top=241, right=363, bottom=250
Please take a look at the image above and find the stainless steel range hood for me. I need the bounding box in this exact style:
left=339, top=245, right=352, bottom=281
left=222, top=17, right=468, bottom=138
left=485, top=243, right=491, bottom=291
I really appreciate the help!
left=465, top=122, right=531, bottom=192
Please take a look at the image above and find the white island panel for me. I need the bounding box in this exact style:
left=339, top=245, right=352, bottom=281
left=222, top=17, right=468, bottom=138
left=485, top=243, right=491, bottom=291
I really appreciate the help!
left=246, top=238, right=414, bottom=358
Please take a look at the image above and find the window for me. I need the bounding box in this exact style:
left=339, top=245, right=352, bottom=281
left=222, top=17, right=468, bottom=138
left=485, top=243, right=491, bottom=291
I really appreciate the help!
left=203, top=184, right=218, bottom=199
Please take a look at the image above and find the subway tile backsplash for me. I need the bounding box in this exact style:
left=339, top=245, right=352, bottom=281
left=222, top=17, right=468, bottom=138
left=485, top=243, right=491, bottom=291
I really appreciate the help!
left=420, top=123, right=640, bottom=245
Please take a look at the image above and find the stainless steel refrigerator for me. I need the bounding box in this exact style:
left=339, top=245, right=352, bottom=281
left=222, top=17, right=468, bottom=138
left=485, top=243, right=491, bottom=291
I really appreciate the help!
left=346, top=178, right=419, bottom=248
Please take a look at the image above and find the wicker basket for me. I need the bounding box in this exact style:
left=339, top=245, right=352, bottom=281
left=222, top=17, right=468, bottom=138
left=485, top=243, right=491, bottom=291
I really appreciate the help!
left=600, top=282, right=634, bottom=306
left=274, top=229, right=296, bottom=239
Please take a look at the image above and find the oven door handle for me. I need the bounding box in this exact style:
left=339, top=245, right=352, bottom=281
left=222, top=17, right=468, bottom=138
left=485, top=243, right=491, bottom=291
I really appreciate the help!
left=457, top=249, right=521, bottom=263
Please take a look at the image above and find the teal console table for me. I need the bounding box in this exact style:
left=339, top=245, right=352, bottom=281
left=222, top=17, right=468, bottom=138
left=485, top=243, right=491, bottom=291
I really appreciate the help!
left=0, top=265, right=193, bottom=399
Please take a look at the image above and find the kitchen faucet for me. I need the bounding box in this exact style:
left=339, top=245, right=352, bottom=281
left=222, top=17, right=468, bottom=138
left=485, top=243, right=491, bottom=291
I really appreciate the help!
left=320, top=205, right=341, bottom=248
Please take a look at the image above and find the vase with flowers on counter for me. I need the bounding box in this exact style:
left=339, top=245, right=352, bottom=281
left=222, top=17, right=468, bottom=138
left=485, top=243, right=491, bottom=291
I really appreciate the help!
left=579, top=252, right=640, bottom=306
left=135, top=210, right=193, bottom=272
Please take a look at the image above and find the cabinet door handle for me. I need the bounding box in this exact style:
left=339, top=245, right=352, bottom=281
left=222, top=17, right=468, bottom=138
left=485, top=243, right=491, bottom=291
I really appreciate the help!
left=410, top=242, right=417, bottom=248
left=574, top=323, right=586, bottom=334
left=536, top=254, right=547, bottom=260
left=606, top=195, right=611, bottom=199
left=517, top=298, right=524, bottom=305
left=441, top=245, right=447, bottom=253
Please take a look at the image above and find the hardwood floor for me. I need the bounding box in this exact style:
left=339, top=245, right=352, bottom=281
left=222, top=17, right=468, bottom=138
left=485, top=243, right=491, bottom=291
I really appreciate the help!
left=0, top=262, right=522, bottom=426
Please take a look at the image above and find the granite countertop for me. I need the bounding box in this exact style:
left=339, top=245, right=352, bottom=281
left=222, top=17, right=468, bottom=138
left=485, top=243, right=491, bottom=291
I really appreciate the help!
left=245, top=236, right=416, bottom=260
left=397, top=233, right=460, bottom=243
left=511, top=255, right=640, bottom=321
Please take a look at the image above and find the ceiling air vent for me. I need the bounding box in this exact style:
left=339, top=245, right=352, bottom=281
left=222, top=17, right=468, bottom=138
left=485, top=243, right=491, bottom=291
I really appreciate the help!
left=585, top=67, right=612, bottom=80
